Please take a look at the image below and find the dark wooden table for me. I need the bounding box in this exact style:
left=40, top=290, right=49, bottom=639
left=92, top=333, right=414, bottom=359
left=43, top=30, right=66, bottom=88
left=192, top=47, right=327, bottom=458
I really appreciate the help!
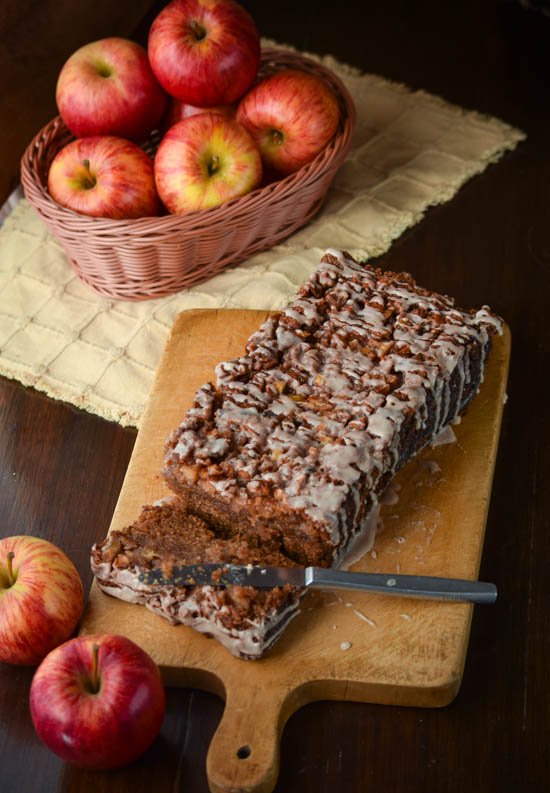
left=1, top=1, right=549, bottom=791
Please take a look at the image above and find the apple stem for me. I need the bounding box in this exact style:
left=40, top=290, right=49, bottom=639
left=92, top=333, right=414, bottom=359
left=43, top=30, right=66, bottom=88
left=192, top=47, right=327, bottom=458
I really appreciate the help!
left=90, top=643, right=100, bottom=694
left=269, top=129, right=284, bottom=146
left=6, top=551, right=15, bottom=587
left=207, top=155, right=220, bottom=176
left=189, top=20, right=207, bottom=41
left=81, top=159, right=97, bottom=190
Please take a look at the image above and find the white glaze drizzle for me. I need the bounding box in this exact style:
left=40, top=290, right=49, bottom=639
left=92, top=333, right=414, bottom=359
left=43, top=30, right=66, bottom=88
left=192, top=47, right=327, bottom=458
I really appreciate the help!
left=166, top=249, right=503, bottom=551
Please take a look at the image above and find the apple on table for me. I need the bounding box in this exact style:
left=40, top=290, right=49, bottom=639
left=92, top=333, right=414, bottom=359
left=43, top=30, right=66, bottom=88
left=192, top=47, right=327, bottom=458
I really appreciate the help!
left=48, top=136, right=161, bottom=219
left=148, top=0, right=260, bottom=107
left=0, top=536, right=84, bottom=666
left=30, top=634, right=166, bottom=769
left=154, top=113, right=262, bottom=213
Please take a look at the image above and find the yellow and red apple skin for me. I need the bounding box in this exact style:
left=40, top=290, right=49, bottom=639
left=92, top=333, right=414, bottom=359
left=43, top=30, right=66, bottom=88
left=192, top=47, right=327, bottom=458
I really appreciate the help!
left=48, top=136, right=161, bottom=219
left=56, top=37, right=167, bottom=141
left=237, top=69, right=341, bottom=175
left=0, top=536, right=84, bottom=666
left=154, top=113, right=262, bottom=213
left=148, top=0, right=260, bottom=107
left=30, top=634, right=166, bottom=770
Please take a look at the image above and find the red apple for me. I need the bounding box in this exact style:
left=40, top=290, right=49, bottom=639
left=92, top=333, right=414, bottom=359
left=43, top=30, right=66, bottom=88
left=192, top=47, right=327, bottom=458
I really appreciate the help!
left=56, top=37, right=167, bottom=140
left=154, top=113, right=262, bottom=213
left=30, top=634, right=165, bottom=769
left=148, top=0, right=260, bottom=107
left=236, top=69, right=341, bottom=175
left=162, top=97, right=236, bottom=133
left=48, top=136, right=161, bottom=219
left=0, top=536, right=84, bottom=666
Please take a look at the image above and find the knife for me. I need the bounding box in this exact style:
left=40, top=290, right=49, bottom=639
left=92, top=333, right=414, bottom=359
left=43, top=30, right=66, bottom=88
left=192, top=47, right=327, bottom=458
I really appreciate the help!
left=138, top=564, right=497, bottom=604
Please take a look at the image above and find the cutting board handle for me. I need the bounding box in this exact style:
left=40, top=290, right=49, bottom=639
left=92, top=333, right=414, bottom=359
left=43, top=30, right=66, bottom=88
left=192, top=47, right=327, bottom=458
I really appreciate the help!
left=206, top=679, right=293, bottom=793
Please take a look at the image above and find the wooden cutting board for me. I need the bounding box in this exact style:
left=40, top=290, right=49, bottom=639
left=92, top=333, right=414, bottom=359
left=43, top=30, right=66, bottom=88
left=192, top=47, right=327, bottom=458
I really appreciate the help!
left=81, top=309, right=511, bottom=793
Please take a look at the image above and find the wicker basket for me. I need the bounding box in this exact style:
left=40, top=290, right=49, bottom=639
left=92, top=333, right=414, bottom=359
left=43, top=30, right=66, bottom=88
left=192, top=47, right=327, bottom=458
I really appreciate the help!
left=20, top=49, right=356, bottom=301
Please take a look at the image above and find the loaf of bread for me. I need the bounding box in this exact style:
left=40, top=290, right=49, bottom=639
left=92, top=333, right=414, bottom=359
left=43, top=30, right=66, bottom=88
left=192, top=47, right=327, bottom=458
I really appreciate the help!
left=92, top=249, right=503, bottom=658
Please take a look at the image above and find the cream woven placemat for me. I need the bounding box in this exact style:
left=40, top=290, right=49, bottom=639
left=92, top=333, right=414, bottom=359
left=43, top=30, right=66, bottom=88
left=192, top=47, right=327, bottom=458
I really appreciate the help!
left=0, top=42, right=524, bottom=427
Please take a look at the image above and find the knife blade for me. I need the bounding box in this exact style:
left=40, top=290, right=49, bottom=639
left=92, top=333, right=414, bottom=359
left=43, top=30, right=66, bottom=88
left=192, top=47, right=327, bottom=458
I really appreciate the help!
left=138, top=564, right=497, bottom=604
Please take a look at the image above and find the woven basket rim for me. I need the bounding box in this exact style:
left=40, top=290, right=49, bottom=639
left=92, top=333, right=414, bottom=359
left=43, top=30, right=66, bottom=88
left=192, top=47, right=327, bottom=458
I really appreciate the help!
left=21, top=47, right=356, bottom=233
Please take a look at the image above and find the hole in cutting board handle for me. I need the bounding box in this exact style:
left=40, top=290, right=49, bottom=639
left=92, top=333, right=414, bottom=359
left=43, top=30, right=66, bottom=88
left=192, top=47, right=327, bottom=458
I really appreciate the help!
left=236, top=745, right=251, bottom=760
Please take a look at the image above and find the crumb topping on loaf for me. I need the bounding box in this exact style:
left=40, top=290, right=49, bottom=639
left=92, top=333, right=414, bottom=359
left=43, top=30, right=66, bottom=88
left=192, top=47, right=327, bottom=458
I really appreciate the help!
left=164, top=249, right=502, bottom=550
left=93, top=248, right=503, bottom=659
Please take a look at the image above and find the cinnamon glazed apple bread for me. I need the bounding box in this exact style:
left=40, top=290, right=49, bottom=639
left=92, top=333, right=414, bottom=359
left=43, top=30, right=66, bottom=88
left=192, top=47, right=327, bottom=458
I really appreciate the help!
left=92, top=249, right=503, bottom=658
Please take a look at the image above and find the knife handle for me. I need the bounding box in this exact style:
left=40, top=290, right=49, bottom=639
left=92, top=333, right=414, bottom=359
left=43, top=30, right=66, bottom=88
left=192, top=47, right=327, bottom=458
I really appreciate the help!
left=307, top=569, right=497, bottom=604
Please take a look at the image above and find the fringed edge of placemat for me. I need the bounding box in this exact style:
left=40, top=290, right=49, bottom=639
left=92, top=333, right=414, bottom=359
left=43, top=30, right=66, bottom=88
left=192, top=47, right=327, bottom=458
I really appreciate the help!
left=0, top=361, right=143, bottom=428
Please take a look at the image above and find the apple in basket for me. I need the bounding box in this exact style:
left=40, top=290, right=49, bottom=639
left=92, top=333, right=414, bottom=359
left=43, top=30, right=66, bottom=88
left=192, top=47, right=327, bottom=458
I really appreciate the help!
left=154, top=113, right=262, bottom=213
left=236, top=69, right=341, bottom=175
left=148, top=0, right=260, bottom=107
left=30, top=634, right=166, bottom=769
left=48, top=136, right=161, bottom=219
left=0, top=536, right=84, bottom=666
left=56, top=37, right=167, bottom=141
left=162, top=97, right=236, bottom=133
